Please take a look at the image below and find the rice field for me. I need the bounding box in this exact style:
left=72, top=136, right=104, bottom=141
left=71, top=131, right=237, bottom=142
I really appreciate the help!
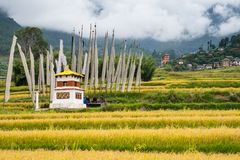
left=0, top=68, right=240, bottom=159
left=0, top=111, right=239, bottom=130
left=0, top=110, right=238, bottom=156
left=0, top=150, right=239, bottom=160
left=1, top=128, right=239, bottom=152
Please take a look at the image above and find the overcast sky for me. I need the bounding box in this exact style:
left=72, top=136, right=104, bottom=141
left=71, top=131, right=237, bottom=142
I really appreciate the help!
left=1, top=0, right=240, bottom=41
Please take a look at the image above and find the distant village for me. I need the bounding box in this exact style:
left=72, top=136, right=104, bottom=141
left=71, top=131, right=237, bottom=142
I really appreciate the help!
left=157, top=34, right=240, bottom=71
left=160, top=52, right=240, bottom=71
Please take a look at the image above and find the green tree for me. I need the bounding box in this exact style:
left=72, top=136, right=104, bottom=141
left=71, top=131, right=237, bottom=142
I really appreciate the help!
left=13, top=27, right=46, bottom=86
left=15, top=27, right=48, bottom=57
left=141, top=56, right=156, bottom=81
left=13, top=59, right=26, bottom=86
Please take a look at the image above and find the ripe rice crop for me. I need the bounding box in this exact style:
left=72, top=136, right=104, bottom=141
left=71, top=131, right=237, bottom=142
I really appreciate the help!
left=0, top=110, right=238, bottom=120
left=0, top=128, right=239, bottom=153
left=0, top=150, right=238, bottom=160
left=0, top=116, right=239, bottom=130
left=103, top=103, right=240, bottom=111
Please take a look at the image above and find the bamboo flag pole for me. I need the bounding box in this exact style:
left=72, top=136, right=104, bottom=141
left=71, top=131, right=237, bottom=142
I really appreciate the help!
left=46, top=50, right=50, bottom=85
left=62, top=53, right=67, bottom=69
left=106, top=31, right=114, bottom=90
left=17, top=44, right=33, bottom=100
left=110, top=30, right=116, bottom=92
left=77, top=25, right=83, bottom=74
left=101, top=32, right=109, bottom=92
left=120, top=40, right=127, bottom=85
left=94, top=24, right=99, bottom=93
left=89, top=30, right=95, bottom=91
left=105, top=51, right=109, bottom=93
left=49, top=45, right=54, bottom=65
left=127, top=57, right=133, bottom=92
left=127, top=59, right=136, bottom=92
left=29, top=47, right=35, bottom=102
left=4, top=35, right=17, bottom=103
left=115, top=54, right=122, bottom=91
left=135, top=52, right=143, bottom=89
left=139, top=53, right=143, bottom=93
left=49, top=45, right=54, bottom=101
left=40, top=54, right=45, bottom=96
left=57, top=40, right=63, bottom=73
left=71, top=29, right=77, bottom=71
left=82, top=52, right=88, bottom=75
left=114, top=43, right=123, bottom=82
left=38, top=58, right=42, bottom=92
left=121, top=50, right=131, bottom=92
left=50, top=62, right=55, bottom=101
left=84, top=24, right=92, bottom=90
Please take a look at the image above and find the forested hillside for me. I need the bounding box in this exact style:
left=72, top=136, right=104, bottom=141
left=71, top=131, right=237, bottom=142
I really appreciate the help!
left=0, top=9, right=20, bottom=55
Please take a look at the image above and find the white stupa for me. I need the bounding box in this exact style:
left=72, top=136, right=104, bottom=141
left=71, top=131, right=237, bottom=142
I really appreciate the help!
left=50, top=66, right=86, bottom=109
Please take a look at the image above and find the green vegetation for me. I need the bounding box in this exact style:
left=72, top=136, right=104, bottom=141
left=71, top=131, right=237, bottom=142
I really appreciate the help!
left=172, top=34, right=240, bottom=71
left=15, top=27, right=48, bottom=57
left=141, top=56, right=156, bottom=81
left=0, top=10, right=21, bottom=55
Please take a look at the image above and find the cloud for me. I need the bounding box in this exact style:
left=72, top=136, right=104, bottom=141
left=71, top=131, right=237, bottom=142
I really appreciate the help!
left=1, top=0, right=240, bottom=41
left=213, top=4, right=235, bottom=18
left=217, top=16, right=240, bottom=36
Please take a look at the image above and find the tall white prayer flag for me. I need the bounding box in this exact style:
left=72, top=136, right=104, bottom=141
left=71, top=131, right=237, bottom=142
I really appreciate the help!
left=61, top=53, right=67, bottom=68
left=46, top=50, right=50, bottom=85
left=57, top=40, right=63, bottom=73
left=4, top=35, right=17, bottom=102
left=89, top=30, right=95, bottom=90
left=120, top=41, right=127, bottom=84
left=50, top=62, right=55, bottom=101
left=121, top=51, right=131, bottom=92
left=40, top=54, right=45, bottom=95
left=94, top=24, right=99, bottom=90
left=71, top=30, right=76, bottom=71
left=127, top=59, right=136, bottom=92
left=82, top=52, right=88, bottom=75
left=135, top=53, right=143, bottom=87
left=107, top=30, right=115, bottom=90
left=115, top=54, right=122, bottom=91
left=77, top=25, right=84, bottom=74
left=49, top=45, right=54, bottom=66
left=84, top=24, right=92, bottom=90
left=101, top=32, right=108, bottom=90
left=29, top=47, right=35, bottom=102
left=17, top=43, right=33, bottom=100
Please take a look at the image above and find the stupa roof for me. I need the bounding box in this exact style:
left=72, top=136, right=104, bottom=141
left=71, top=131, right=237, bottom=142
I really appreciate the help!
left=55, top=66, right=84, bottom=77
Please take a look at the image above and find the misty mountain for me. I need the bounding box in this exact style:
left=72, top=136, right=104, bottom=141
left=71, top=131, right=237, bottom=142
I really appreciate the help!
left=0, top=9, right=21, bottom=55
left=0, top=8, right=231, bottom=56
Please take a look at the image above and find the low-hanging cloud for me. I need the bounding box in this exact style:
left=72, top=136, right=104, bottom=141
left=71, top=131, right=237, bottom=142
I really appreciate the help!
left=1, top=0, right=240, bottom=41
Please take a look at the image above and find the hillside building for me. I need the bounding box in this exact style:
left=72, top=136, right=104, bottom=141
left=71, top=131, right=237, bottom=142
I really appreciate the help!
left=233, top=58, right=240, bottom=66
left=221, top=58, right=232, bottom=67
left=161, top=54, right=170, bottom=65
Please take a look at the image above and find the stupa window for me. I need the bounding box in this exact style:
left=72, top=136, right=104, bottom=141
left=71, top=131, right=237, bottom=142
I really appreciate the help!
left=57, top=92, right=70, bottom=99
left=75, top=93, right=82, bottom=99
left=63, top=82, right=67, bottom=86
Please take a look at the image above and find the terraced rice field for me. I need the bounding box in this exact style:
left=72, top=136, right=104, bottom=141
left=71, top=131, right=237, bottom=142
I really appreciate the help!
left=0, top=68, right=240, bottom=159
left=0, top=110, right=238, bottom=159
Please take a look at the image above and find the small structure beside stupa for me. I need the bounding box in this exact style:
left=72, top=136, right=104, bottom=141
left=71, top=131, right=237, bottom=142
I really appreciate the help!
left=50, top=66, right=86, bottom=109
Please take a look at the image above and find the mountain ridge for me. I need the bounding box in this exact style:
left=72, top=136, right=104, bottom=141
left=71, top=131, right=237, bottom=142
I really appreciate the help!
left=0, top=9, right=231, bottom=56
